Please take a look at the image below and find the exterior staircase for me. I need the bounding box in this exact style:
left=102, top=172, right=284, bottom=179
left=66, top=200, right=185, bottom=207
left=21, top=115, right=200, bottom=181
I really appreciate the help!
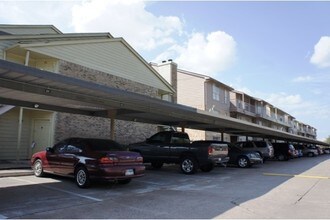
left=0, top=105, right=14, bottom=115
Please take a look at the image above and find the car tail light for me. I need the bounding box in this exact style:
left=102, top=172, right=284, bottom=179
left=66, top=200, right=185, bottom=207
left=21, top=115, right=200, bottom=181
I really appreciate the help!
left=208, top=146, right=214, bottom=155
left=136, top=156, right=143, bottom=163
left=99, top=156, right=119, bottom=164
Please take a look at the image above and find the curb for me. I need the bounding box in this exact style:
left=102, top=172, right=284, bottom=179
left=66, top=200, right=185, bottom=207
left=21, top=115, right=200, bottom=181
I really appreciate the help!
left=0, top=169, right=33, bottom=178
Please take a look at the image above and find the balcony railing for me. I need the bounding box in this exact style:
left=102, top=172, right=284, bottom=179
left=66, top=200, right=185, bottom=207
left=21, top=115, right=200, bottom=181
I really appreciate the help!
left=230, top=101, right=256, bottom=116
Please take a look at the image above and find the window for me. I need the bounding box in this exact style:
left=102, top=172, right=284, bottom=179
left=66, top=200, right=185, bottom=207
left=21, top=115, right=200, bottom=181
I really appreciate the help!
left=149, top=132, right=168, bottom=144
left=65, top=145, right=82, bottom=153
left=212, top=85, right=220, bottom=101
left=88, top=139, right=123, bottom=151
left=242, top=142, right=254, bottom=149
left=171, top=133, right=190, bottom=144
left=224, top=90, right=229, bottom=104
left=52, top=140, right=68, bottom=153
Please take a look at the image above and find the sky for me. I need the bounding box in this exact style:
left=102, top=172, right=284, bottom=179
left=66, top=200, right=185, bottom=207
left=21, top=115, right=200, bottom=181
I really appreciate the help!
left=0, top=0, right=329, bottom=141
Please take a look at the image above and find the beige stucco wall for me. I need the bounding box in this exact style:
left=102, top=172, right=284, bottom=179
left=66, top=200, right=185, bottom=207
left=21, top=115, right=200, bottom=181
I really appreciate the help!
left=177, top=71, right=205, bottom=110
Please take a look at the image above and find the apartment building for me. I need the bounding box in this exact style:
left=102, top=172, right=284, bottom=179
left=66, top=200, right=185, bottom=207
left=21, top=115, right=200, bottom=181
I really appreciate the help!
left=152, top=60, right=233, bottom=141
left=152, top=60, right=317, bottom=142
left=229, top=90, right=305, bottom=141
left=291, top=120, right=317, bottom=139
left=0, top=24, right=174, bottom=160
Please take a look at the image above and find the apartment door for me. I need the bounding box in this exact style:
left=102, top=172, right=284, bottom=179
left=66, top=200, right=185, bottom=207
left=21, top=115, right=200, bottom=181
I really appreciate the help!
left=31, top=119, right=51, bottom=155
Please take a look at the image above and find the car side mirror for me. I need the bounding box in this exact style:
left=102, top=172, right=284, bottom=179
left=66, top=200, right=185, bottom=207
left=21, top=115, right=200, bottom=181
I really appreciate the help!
left=46, top=147, right=54, bottom=153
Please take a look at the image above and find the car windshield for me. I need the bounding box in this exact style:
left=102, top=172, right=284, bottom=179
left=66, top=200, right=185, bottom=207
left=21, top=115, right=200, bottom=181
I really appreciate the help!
left=88, top=139, right=124, bottom=151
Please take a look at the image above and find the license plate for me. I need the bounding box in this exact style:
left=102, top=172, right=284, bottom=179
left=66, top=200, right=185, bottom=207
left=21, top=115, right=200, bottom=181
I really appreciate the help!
left=125, top=169, right=134, bottom=176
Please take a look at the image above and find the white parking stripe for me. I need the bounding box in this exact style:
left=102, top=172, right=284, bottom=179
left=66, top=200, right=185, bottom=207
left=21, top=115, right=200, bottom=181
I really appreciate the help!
left=10, top=177, right=103, bottom=202
left=41, top=185, right=103, bottom=202
left=0, top=214, right=8, bottom=219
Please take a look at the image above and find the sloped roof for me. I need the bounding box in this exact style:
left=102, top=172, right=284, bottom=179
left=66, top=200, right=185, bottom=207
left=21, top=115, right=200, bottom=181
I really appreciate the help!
left=178, top=68, right=234, bottom=90
left=6, top=37, right=174, bottom=94
left=0, top=24, right=62, bottom=35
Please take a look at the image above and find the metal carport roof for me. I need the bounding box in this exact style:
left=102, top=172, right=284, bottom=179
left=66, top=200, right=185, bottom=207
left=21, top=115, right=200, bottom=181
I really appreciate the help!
left=0, top=59, right=327, bottom=146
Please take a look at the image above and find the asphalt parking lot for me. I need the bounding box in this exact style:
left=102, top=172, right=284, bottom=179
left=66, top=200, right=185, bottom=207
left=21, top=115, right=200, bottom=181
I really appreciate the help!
left=1, top=155, right=330, bottom=219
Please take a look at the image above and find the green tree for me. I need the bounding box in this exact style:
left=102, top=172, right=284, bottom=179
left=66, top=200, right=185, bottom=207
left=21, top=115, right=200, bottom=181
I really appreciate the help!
left=326, top=136, right=330, bottom=144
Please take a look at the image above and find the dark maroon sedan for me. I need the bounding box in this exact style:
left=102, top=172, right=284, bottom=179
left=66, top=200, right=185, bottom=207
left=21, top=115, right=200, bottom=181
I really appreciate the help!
left=31, top=137, right=145, bottom=188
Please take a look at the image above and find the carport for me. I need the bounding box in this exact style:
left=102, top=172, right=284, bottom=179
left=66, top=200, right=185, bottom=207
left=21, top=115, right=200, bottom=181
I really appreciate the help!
left=0, top=59, right=327, bottom=149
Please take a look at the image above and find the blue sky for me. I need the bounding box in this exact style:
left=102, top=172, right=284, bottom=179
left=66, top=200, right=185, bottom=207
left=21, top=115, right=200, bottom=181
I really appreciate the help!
left=0, top=1, right=329, bottom=141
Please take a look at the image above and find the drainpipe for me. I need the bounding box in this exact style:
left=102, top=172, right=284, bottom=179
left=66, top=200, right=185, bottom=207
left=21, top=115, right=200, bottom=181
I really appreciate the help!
left=16, top=107, right=23, bottom=162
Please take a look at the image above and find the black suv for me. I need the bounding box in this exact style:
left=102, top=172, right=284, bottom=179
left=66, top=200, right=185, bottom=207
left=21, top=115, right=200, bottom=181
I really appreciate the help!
left=272, top=143, right=296, bottom=161
left=235, top=141, right=274, bottom=162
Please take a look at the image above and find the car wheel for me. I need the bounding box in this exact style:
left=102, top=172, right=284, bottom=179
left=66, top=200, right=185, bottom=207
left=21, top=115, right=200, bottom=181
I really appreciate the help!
left=33, top=159, right=44, bottom=177
left=237, top=156, right=250, bottom=168
left=180, top=156, right=198, bottom=174
left=75, top=166, right=91, bottom=188
left=277, top=154, right=285, bottom=161
left=307, top=152, right=314, bottom=157
left=118, top=179, right=132, bottom=184
left=151, top=161, right=163, bottom=169
left=200, top=163, right=214, bottom=172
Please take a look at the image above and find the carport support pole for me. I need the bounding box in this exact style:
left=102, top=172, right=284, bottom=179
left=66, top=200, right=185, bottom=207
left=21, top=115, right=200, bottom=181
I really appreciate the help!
left=110, top=117, right=115, bottom=140
left=25, top=50, right=30, bottom=66
left=16, top=107, right=23, bottom=162
left=221, top=132, right=224, bottom=141
left=108, top=110, right=117, bottom=140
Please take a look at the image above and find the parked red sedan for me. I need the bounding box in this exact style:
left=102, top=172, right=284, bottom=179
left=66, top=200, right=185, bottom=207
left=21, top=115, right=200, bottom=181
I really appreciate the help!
left=31, top=137, right=145, bottom=188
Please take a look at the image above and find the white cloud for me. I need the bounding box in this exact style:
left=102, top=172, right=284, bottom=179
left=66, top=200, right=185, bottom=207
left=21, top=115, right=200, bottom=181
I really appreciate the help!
left=264, top=92, right=330, bottom=120
left=71, top=0, right=184, bottom=51
left=266, top=93, right=303, bottom=109
left=0, top=1, right=75, bottom=32
left=155, top=31, right=237, bottom=76
left=292, top=75, right=313, bottom=83
left=0, top=0, right=237, bottom=78
left=310, top=36, right=330, bottom=68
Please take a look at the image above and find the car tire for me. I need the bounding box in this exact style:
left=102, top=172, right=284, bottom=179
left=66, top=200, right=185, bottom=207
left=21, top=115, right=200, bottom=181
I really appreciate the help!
left=237, top=156, right=250, bottom=168
left=33, top=159, right=44, bottom=177
left=307, top=152, right=314, bottom=157
left=75, top=166, right=91, bottom=188
left=151, top=161, right=163, bottom=169
left=200, top=163, right=214, bottom=172
left=118, top=179, right=132, bottom=184
left=180, top=156, right=198, bottom=174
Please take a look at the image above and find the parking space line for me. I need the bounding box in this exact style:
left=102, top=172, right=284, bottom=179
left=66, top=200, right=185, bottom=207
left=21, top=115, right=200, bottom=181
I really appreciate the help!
left=263, top=173, right=330, bottom=179
left=0, top=214, right=8, bottom=219
left=42, top=185, right=103, bottom=202
left=10, top=177, right=103, bottom=202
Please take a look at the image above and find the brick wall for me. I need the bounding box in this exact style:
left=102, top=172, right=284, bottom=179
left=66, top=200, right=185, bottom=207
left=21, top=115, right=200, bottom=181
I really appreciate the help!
left=53, top=60, right=159, bottom=145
